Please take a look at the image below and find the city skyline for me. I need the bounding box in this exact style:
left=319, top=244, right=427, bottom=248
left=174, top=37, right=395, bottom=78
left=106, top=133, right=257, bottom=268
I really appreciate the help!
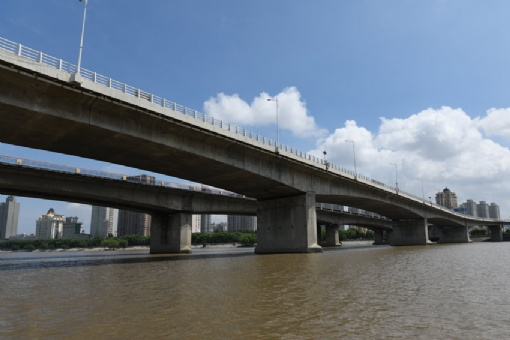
left=2, top=1, right=510, bottom=233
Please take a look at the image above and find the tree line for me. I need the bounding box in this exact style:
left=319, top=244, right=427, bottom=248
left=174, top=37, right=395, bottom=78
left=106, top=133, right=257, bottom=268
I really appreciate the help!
left=0, top=229, right=375, bottom=252
left=0, top=235, right=150, bottom=251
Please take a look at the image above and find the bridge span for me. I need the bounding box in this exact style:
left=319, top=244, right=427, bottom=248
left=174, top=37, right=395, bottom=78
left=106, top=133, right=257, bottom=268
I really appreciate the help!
left=0, top=155, right=399, bottom=251
left=0, top=37, right=506, bottom=252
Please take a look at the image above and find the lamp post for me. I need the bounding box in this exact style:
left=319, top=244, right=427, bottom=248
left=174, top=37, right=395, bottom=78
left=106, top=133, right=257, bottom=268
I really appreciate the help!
left=323, top=150, right=329, bottom=171
left=389, top=162, right=398, bottom=192
left=76, top=0, right=88, bottom=75
left=267, top=97, right=279, bottom=152
left=345, top=140, right=357, bottom=177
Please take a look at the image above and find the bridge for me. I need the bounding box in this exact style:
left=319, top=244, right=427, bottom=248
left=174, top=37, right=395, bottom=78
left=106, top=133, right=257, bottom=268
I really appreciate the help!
left=0, top=154, right=396, bottom=251
left=0, top=36, right=506, bottom=253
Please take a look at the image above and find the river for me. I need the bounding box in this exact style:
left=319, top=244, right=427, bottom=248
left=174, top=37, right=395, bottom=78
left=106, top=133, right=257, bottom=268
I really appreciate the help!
left=1, top=241, right=509, bottom=339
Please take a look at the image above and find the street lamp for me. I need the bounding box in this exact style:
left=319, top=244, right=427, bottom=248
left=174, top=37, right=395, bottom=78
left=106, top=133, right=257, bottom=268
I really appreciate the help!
left=323, top=150, right=329, bottom=171
left=267, top=97, right=279, bottom=152
left=345, top=140, right=357, bottom=178
left=389, top=162, right=398, bottom=192
left=76, top=0, right=89, bottom=75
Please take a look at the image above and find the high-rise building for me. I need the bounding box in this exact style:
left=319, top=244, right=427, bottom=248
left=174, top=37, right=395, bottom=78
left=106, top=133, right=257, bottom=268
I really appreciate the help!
left=460, top=199, right=478, bottom=217
left=117, top=210, right=151, bottom=236
left=0, top=196, right=20, bottom=239
left=477, top=201, right=489, bottom=218
left=36, top=208, right=65, bottom=239
left=435, top=187, right=458, bottom=209
left=227, top=215, right=257, bottom=232
left=117, top=175, right=155, bottom=237
left=191, top=215, right=201, bottom=233
left=200, top=214, right=211, bottom=233
left=62, top=216, right=84, bottom=239
left=489, top=203, right=500, bottom=219
left=90, top=206, right=116, bottom=237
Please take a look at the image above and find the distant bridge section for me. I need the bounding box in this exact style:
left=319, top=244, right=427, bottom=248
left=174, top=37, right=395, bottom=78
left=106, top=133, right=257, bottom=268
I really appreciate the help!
left=0, top=155, right=400, bottom=251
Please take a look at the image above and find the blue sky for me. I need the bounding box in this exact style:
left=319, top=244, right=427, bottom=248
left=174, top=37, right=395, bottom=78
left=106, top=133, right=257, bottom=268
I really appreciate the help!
left=2, top=0, right=510, bottom=234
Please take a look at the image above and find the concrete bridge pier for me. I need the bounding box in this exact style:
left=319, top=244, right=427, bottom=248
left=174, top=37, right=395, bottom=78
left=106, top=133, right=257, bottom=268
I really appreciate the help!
left=255, top=192, right=322, bottom=253
left=324, top=224, right=341, bottom=247
left=373, top=229, right=390, bottom=245
left=488, top=225, right=503, bottom=242
left=391, top=219, right=430, bottom=246
left=437, top=226, right=471, bottom=243
left=150, top=213, right=192, bottom=254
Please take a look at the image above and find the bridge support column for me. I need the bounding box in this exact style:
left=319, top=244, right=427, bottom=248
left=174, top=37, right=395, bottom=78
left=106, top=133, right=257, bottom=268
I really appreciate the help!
left=255, top=192, right=322, bottom=253
left=391, top=219, right=430, bottom=246
left=437, top=226, right=471, bottom=243
left=488, top=225, right=503, bottom=242
left=324, top=225, right=341, bottom=247
left=150, top=213, right=192, bottom=254
left=373, top=230, right=390, bottom=245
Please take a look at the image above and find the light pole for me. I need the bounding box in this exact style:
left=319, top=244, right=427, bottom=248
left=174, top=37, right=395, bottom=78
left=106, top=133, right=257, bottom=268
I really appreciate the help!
left=76, top=0, right=88, bottom=75
left=389, top=162, right=398, bottom=192
left=267, top=97, right=279, bottom=152
left=323, top=150, right=329, bottom=171
left=345, top=140, right=357, bottom=177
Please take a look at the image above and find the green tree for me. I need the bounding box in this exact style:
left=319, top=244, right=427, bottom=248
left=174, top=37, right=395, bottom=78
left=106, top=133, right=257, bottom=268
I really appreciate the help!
left=101, top=239, right=120, bottom=250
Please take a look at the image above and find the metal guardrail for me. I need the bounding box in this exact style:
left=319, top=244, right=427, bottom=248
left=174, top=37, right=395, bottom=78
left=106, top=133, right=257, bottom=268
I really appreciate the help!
left=0, top=36, right=504, bottom=222
left=0, top=154, right=245, bottom=198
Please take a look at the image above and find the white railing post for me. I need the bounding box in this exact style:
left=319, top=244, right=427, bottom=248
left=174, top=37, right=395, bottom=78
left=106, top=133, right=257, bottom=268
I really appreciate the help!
left=108, top=78, right=112, bottom=88
left=93, top=72, right=97, bottom=83
left=123, top=83, right=126, bottom=93
left=17, top=44, right=22, bottom=56
left=38, top=51, right=43, bottom=63
left=58, top=59, right=62, bottom=70
left=162, top=98, right=166, bottom=107
left=150, top=94, right=153, bottom=102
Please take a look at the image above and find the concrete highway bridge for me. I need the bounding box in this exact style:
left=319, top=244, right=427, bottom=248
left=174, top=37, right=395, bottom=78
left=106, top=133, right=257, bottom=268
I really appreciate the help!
left=0, top=37, right=506, bottom=253
left=0, top=155, right=395, bottom=252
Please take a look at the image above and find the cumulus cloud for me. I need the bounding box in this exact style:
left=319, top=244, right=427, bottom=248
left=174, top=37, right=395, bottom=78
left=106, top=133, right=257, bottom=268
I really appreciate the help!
left=312, top=106, right=510, bottom=209
left=203, top=87, right=328, bottom=139
left=476, top=108, right=510, bottom=139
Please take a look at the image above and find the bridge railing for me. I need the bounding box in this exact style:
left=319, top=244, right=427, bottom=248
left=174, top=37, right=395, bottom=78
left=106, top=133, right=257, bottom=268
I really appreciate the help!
left=0, top=36, right=487, bottom=212
left=0, top=154, right=246, bottom=199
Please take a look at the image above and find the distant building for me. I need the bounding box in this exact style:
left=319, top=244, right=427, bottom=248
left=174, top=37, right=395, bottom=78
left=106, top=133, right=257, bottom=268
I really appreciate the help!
left=477, top=201, right=489, bottom=218
left=435, top=187, right=458, bottom=209
left=62, top=216, right=87, bottom=239
left=36, top=208, right=65, bottom=239
left=117, top=175, right=155, bottom=237
left=489, top=203, right=500, bottom=219
left=0, top=196, right=20, bottom=239
left=211, top=222, right=227, bottom=232
left=227, top=215, right=257, bottom=232
left=117, top=210, right=151, bottom=236
left=90, top=206, right=116, bottom=237
left=200, top=214, right=212, bottom=233
left=191, top=215, right=201, bottom=233
left=460, top=199, right=477, bottom=217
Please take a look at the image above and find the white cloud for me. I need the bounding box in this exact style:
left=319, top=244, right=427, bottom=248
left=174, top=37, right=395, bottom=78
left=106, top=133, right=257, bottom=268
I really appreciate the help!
left=476, top=108, right=510, bottom=139
left=312, top=106, right=510, bottom=209
left=203, top=87, right=327, bottom=139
